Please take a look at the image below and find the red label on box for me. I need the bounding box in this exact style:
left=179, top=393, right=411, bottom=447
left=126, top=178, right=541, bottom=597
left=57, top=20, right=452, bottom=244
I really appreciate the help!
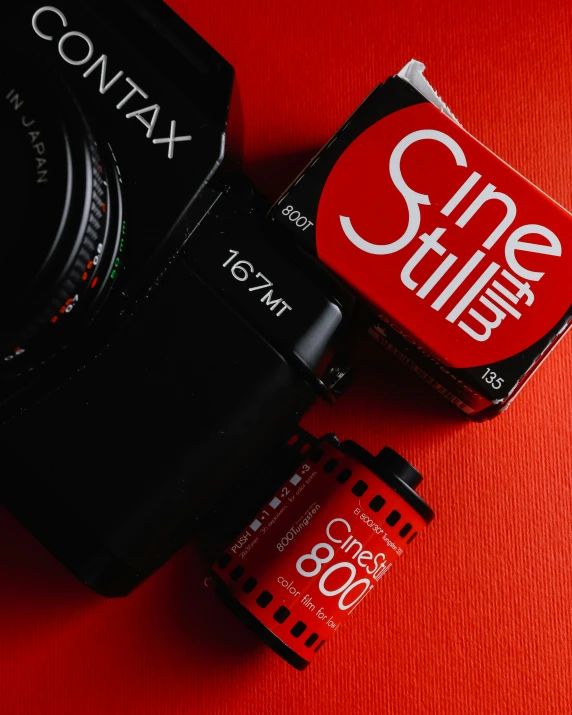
left=213, top=442, right=426, bottom=665
left=316, top=102, right=572, bottom=368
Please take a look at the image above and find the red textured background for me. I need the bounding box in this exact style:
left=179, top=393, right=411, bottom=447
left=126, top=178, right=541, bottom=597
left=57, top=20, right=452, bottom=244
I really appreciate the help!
left=2, top=1, right=572, bottom=713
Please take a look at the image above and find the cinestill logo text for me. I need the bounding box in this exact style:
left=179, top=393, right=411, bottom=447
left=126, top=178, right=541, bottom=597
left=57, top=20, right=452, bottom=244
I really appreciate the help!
left=341, top=129, right=562, bottom=343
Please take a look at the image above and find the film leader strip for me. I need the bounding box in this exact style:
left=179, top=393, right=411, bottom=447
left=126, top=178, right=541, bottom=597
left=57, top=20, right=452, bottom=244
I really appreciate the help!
left=213, top=431, right=425, bottom=663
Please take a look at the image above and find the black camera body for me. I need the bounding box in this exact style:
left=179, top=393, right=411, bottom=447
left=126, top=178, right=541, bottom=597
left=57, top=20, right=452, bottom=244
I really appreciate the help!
left=1, top=1, right=353, bottom=595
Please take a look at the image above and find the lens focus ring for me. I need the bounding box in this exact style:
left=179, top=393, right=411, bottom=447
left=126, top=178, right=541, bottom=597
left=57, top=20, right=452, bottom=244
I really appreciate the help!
left=1, top=55, right=124, bottom=369
left=18, top=138, right=108, bottom=341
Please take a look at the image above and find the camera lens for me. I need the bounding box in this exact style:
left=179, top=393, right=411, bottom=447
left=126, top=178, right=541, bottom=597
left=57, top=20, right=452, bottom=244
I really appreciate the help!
left=1, top=57, right=124, bottom=370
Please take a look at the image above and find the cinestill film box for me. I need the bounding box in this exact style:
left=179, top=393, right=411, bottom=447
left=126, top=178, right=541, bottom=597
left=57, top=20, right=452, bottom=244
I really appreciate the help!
left=269, top=60, right=572, bottom=420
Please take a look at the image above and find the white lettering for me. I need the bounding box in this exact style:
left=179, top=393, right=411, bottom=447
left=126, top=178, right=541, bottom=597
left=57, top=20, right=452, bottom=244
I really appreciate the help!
left=441, top=171, right=482, bottom=216
left=125, top=104, right=161, bottom=138
left=340, top=129, right=466, bottom=255
left=116, top=77, right=148, bottom=110
left=496, top=269, right=534, bottom=306
left=58, top=30, right=94, bottom=66
left=326, top=518, right=351, bottom=543
left=432, top=250, right=486, bottom=311
left=458, top=295, right=506, bottom=342
left=446, top=262, right=500, bottom=324
left=32, top=5, right=67, bottom=41
left=83, top=55, right=124, bottom=94
left=152, top=120, right=192, bottom=159
left=401, top=227, right=448, bottom=290
left=505, top=224, right=562, bottom=282
left=456, top=183, right=517, bottom=249
left=357, top=550, right=373, bottom=567
left=31, top=8, right=192, bottom=159
left=336, top=124, right=563, bottom=344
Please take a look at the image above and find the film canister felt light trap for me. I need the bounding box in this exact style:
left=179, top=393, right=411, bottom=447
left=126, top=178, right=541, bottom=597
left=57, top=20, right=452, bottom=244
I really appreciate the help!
left=213, top=433, right=433, bottom=669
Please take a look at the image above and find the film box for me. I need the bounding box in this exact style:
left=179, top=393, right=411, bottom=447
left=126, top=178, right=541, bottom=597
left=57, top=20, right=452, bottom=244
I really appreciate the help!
left=269, top=60, right=572, bottom=420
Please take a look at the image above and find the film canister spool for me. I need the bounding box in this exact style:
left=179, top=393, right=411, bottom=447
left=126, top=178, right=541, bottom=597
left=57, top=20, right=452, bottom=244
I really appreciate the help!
left=212, top=434, right=434, bottom=669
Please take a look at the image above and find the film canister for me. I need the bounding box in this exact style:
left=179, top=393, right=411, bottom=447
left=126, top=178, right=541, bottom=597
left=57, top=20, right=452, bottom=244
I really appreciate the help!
left=212, top=433, right=434, bottom=669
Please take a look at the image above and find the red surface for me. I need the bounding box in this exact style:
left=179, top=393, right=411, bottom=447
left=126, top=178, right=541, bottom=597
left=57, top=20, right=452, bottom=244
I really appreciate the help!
left=2, top=1, right=572, bottom=713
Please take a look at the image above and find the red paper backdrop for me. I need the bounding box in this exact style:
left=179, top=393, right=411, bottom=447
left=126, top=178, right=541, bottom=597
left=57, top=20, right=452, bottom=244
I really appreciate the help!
left=2, top=1, right=572, bottom=713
